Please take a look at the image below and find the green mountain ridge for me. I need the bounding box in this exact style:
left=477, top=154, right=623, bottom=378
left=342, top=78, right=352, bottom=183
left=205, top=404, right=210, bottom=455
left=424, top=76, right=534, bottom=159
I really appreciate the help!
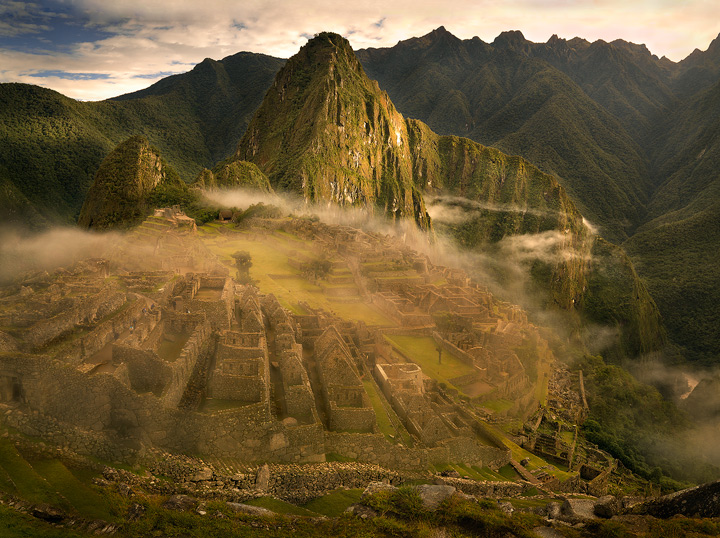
left=0, top=52, right=283, bottom=226
left=224, top=32, right=665, bottom=360
left=355, top=27, right=720, bottom=363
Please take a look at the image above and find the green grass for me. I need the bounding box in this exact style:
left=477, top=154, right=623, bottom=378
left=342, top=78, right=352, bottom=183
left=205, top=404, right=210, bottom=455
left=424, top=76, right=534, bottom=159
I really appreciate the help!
left=0, top=438, right=65, bottom=507
left=243, top=497, right=318, bottom=517
left=362, top=379, right=396, bottom=439
left=480, top=399, right=513, bottom=413
left=383, top=335, right=476, bottom=391
left=28, top=458, right=118, bottom=521
left=199, top=230, right=395, bottom=326
left=301, top=488, right=363, bottom=517
left=471, top=466, right=509, bottom=481
left=498, top=464, right=521, bottom=480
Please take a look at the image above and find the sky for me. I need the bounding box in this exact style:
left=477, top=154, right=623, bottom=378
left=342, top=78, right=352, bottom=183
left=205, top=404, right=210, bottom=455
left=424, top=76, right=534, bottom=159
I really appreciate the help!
left=0, top=0, right=718, bottom=101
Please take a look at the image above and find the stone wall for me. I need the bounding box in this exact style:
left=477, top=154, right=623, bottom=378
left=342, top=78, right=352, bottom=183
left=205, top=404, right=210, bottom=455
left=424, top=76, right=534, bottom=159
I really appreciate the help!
left=328, top=403, right=376, bottom=432
left=24, top=290, right=127, bottom=350
left=325, top=432, right=449, bottom=470
left=160, top=319, right=213, bottom=408
left=113, top=345, right=169, bottom=395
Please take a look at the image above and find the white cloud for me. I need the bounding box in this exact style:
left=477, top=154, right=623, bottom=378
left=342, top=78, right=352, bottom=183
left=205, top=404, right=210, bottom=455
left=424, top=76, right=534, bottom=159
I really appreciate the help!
left=0, top=0, right=718, bottom=100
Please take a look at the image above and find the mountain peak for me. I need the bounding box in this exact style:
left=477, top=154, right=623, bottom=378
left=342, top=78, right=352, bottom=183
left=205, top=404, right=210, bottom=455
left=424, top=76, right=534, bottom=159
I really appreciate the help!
left=492, top=30, right=530, bottom=51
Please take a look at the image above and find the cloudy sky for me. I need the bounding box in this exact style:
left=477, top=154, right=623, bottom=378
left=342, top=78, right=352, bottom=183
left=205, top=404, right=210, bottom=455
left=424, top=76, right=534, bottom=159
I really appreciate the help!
left=1, top=0, right=718, bottom=101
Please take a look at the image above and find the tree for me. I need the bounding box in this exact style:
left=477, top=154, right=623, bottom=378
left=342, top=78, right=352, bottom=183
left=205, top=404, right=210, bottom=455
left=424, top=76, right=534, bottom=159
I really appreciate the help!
left=231, top=251, right=252, bottom=283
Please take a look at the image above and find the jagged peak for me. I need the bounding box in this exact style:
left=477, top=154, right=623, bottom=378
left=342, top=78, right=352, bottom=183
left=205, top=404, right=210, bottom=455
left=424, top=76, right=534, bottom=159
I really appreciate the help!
left=492, top=30, right=529, bottom=49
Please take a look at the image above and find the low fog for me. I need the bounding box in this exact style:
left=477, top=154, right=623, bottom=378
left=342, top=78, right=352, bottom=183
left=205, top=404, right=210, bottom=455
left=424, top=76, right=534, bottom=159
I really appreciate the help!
left=3, top=188, right=717, bottom=477
left=0, top=227, right=123, bottom=285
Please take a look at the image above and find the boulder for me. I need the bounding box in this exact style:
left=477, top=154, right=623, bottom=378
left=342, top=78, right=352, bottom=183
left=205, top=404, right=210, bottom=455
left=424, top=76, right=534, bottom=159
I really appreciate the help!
left=162, top=494, right=197, bottom=511
left=560, top=498, right=598, bottom=522
left=256, top=463, right=270, bottom=492
left=416, top=484, right=456, bottom=510
left=546, top=502, right=562, bottom=520
left=226, top=502, right=275, bottom=517
left=594, top=495, right=620, bottom=518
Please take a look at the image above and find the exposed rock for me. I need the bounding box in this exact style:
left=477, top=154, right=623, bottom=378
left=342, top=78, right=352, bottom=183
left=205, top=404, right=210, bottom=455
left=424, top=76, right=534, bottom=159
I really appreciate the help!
left=546, top=502, right=562, bottom=520
left=191, top=466, right=213, bottom=482
left=594, top=495, right=620, bottom=518
left=497, top=501, right=514, bottom=515
left=560, top=498, right=598, bottom=522
left=416, top=484, right=456, bottom=510
left=635, top=479, right=720, bottom=518
left=362, top=481, right=397, bottom=499
left=226, top=502, right=275, bottom=516
left=162, top=494, right=198, bottom=511
left=256, top=464, right=270, bottom=492
left=345, top=503, right=378, bottom=519
left=31, top=504, right=65, bottom=522
left=127, top=502, right=145, bottom=522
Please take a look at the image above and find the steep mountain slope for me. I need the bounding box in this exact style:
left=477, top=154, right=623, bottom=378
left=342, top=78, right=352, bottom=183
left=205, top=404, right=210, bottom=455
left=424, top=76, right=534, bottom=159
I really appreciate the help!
left=357, top=27, right=720, bottom=364
left=356, top=28, right=652, bottom=241
left=625, top=79, right=720, bottom=363
left=78, top=135, right=184, bottom=229
left=0, top=52, right=283, bottom=225
left=235, top=32, right=428, bottom=226
left=227, top=33, right=665, bottom=359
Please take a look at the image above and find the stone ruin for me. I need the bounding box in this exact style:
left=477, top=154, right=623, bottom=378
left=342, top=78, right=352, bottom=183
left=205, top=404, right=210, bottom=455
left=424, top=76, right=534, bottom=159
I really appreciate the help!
left=0, top=211, right=608, bottom=487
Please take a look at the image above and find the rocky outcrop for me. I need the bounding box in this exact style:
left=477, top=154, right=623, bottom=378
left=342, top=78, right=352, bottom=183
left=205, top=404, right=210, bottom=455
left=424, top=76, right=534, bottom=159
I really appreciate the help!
left=194, top=161, right=273, bottom=192
left=635, top=479, right=720, bottom=518
left=78, top=135, right=184, bottom=230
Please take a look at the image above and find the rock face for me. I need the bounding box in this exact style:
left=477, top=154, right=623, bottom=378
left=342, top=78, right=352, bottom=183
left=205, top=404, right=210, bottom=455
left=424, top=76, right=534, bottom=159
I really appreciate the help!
left=416, top=484, right=456, bottom=510
left=78, top=135, right=183, bottom=230
left=233, top=32, right=585, bottom=237
left=195, top=161, right=274, bottom=192
left=636, top=479, right=720, bottom=518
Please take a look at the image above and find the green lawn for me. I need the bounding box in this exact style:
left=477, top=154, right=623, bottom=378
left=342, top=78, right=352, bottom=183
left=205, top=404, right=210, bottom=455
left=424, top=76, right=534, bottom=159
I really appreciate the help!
left=362, top=379, right=413, bottom=446
left=362, top=379, right=395, bottom=438
left=301, top=488, right=363, bottom=517
left=244, top=496, right=318, bottom=517
left=384, top=335, right=476, bottom=391
left=199, top=229, right=395, bottom=326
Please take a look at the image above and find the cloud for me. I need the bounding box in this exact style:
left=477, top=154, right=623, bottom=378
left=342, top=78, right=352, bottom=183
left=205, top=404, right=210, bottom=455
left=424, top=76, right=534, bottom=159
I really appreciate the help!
left=0, top=0, right=718, bottom=100
left=0, top=227, right=122, bottom=284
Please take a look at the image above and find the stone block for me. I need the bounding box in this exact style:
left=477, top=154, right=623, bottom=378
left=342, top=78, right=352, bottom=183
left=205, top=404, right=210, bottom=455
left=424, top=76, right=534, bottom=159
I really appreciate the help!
left=416, top=484, right=456, bottom=510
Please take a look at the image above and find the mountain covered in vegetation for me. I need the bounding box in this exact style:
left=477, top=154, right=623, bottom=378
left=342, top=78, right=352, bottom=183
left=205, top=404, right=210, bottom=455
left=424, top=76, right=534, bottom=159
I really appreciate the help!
left=1, top=28, right=717, bottom=365
left=77, top=135, right=184, bottom=229
left=0, top=52, right=283, bottom=226
left=356, top=27, right=720, bottom=364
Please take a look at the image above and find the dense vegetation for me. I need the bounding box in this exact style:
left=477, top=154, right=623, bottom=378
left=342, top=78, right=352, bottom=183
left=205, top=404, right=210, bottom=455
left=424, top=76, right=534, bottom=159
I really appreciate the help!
left=0, top=52, right=283, bottom=226
left=357, top=27, right=720, bottom=364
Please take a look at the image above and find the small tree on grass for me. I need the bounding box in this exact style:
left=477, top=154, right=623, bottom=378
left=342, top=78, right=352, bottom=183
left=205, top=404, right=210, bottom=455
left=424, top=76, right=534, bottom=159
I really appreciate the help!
left=302, top=257, right=332, bottom=281
left=232, top=251, right=253, bottom=283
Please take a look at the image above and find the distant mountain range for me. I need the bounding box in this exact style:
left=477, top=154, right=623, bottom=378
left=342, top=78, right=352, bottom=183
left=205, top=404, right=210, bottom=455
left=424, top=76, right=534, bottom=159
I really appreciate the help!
left=1, top=28, right=718, bottom=364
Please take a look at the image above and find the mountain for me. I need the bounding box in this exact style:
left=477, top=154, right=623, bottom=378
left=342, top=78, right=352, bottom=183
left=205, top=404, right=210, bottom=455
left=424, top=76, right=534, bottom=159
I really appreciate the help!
left=356, top=27, right=720, bottom=363
left=625, top=77, right=720, bottom=363
left=224, top=32, right=665, bottom=360
left=2, top=27, right=716, bottom=362
left=0, top=52, right=283, bottom=226
left=356, top=27, right=654, bottom=242
left=77, top=135, right=184, bottom=229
